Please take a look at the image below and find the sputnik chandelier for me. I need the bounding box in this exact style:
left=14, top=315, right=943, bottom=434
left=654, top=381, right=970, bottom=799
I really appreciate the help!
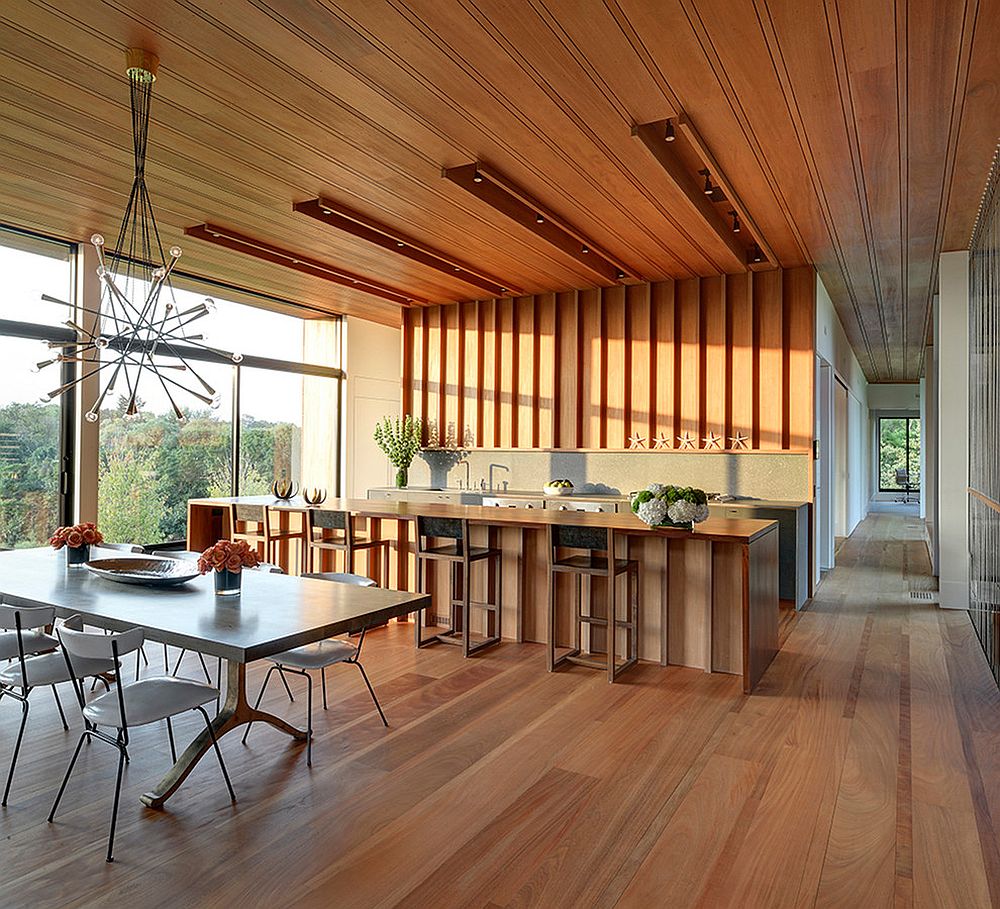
left=37, top=48, right=240, bottom=422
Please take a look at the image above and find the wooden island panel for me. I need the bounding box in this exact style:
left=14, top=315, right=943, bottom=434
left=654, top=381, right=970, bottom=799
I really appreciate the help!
left=188, top=496, right=780, bottom=692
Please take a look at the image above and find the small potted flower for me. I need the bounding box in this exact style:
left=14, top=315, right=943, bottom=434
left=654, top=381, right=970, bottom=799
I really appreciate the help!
left=374, top=414, right=423, bottom=488
left=50, top=522, right=104, bottom=568
left=630, top=484, right=710, bottom=531
left=197, top=540, right=260, bottom=596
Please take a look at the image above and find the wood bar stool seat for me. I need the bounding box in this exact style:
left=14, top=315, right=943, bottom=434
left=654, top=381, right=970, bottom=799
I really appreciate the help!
left=415, top=516, right=502, bottom=657
left=305, top=509, right=390, bottom=582
left=548, top=524, right=639, bottom=682
left=228, top=503, right=305, bottom=573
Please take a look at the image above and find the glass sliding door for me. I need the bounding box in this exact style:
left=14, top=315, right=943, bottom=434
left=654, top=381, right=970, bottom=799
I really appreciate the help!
left=878, top=416, right=921, bottom=492
left=0, top=226, right=76, bottom=549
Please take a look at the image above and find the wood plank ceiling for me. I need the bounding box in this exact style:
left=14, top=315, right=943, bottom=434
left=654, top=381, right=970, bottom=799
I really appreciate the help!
left=0, top=0, right=995, bottom=380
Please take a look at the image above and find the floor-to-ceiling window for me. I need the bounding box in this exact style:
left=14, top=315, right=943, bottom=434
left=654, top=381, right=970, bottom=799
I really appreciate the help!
left=0, top=227, right=76, bottom=549
left=95, top=281, right=343, bottom=546
left=877, top=416, right=921, bottom=492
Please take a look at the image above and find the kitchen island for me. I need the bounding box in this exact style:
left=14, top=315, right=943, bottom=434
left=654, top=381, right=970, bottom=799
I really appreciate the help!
left=187, top=495, right=780, bottom=692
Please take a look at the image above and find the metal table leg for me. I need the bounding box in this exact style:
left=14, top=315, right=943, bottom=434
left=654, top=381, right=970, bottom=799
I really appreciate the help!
left=140, top=658, right=307, bottom=809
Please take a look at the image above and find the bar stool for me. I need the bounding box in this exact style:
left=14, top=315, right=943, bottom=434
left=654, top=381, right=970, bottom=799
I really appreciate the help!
left=228, top=502, right=305, bottom=573
left=414, top=516, right=502, bottom=656
left=305, top=508, right=390, bottom=581
left=547, top=524, right=639, bottom=682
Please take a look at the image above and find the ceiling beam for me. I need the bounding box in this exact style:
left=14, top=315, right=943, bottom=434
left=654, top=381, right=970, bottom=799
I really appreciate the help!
left=632, top=120, right=758, bottom=272
left=676, top=114, right=777, bottom=268
left=442, top=163, right=634, bottom=285
left=184, top=224, right=426, bottom=307
left=293, top=197, right=520, bottom=299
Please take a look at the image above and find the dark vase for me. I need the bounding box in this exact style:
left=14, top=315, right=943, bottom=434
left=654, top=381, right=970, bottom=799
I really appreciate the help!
left=66, top=544, right=90, bottom=568
left=214, top=568, right=242, bottom=596
left=395, top=467, right=408, bottom=489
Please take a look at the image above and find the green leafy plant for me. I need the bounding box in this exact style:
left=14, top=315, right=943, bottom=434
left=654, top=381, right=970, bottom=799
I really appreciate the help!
left=374, top=415, right=423, bottom=469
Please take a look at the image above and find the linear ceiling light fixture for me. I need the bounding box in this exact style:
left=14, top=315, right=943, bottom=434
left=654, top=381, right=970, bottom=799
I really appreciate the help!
left=292, top=197, right=517, bottom=297
left=633, top=115, right=774, bottom=272
left=442, top=162, right=634, bottom=285
left=184, top=223, right=426, bottom=306
left=35, top=48, right=235, bottom=423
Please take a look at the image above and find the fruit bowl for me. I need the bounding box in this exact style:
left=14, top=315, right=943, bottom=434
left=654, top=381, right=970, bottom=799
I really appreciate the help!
left=543, top=481, right=575, bottom=496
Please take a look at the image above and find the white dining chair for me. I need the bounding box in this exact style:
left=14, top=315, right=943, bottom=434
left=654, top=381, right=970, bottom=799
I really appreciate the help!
left=102, top=543, right=146, bottom=553
left=48, top=624, right=236, bottom=863
left=242, top=571, right=388, bottom=766
left=0, top=605, right=116, bottom=806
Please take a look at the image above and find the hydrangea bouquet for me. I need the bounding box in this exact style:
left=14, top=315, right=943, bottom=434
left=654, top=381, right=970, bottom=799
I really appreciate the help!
left=630, top=484, right=710, bottom=530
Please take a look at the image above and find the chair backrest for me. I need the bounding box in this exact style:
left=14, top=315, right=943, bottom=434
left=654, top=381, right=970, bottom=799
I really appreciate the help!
left=309, top=509, right=348, bottom=532
left=550, top=523, right=610, bottom=553
left=255, top=562, right=284, bottom=574
left=230, top=503, right=266, bottom=539
left=303, top=571, right=377, bottom=587
left=58, top=624, right=144, bottom=662
left=102, top=542, right=145, bottom=553
left=895, top=467, right=909, bottom=484
left=0, top=602, right=55, bottom=631
left=152, top=550, right=202, bottom=560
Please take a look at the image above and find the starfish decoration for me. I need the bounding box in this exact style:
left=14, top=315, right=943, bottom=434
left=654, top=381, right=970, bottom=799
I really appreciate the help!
left=729, top=432, right=750, bottom=450
left=653, top=433, right=672, bottom=449
left=677, top=431, right=697, bottom=450
left=628, top=432, right=647, bottom=449
left=702, top=431, right=723, bottom=450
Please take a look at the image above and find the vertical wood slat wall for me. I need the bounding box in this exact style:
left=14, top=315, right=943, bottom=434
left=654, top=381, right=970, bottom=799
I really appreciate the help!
left=403, top=266, right=815, bottom=451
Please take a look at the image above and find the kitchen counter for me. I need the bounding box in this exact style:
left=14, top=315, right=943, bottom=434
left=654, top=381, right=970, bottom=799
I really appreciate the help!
left=187, top=495, right=780, bottom=692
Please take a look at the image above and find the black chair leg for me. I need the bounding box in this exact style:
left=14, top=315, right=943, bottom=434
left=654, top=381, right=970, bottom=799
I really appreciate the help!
left=355, top=662, right=388, bottom=727
left=305, top=674, right=313, bottom=766
left=2, top=695, right=29, bottom=806
left=52, top=684, right=69, bottom=731
left=48, top=732, right=87, bottom=821
left=321, top=666, right=328, bottom=710
left=242, top=666, right=277, bottom=744
left=166, top=717, right=177, bottom=763
left=106, top=747, right=126, bottom=862
left=197, top=706, right=236, bottom=802
left=277, top=667, right=295, bottom=702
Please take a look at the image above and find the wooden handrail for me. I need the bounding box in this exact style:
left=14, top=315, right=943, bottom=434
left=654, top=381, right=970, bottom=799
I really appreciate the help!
left=968, top=487, right=1000, bottom=514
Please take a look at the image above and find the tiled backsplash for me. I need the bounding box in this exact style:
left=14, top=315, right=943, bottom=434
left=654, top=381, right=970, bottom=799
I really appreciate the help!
left=410, top=449, right=811, bottom=501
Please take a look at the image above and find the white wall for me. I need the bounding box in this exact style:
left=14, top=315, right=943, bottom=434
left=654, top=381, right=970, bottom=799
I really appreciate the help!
left=343, top=317, right=402, bottom=498
left=814, top=274, right=869, bottom=581
left=937, top=251, right=970, bottom=609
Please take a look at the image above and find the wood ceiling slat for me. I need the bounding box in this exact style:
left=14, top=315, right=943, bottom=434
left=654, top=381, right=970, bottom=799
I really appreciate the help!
left=0, top=0, right=990, bottom=381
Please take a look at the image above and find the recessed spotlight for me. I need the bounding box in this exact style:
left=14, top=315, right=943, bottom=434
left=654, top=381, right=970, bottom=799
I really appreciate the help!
left=703, top=173, right=713, bottom=196
left=664, top=119, right=676, bottom=142
left=615, top=270, right=625, bottom=280
left=396, top=241, right=405, bottom=247
left=535, top=213, right=544, bottom=223
left=321, top=208, right=332, bottom=215
left=729, top=210, right=741, bottom=233
left=581, top=245, right=589, bottom=254
left=473, top=169, right=484, bottom=183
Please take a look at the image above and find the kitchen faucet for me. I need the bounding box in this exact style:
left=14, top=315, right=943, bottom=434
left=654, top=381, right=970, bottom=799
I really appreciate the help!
left=456, top=458, right=471, bottom=490
left=488, top=463, right=510, bottom=492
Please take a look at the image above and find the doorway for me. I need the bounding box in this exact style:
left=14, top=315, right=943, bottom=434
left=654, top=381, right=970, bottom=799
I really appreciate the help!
left=834, top=379, right=849, bottom=544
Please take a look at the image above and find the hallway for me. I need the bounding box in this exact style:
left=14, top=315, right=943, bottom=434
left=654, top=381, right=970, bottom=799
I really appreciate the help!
left=770, top=511, right=1000, bottom=907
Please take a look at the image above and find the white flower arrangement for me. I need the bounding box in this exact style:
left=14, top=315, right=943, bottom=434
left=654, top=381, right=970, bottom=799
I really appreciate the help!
left=629, top=484, right=710, bottom=529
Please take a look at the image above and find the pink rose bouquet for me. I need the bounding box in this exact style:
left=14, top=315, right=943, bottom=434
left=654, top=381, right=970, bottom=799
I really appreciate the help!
left=50, top=522, right=104, bottom=550
left=197, top=540, right=260, bottom=575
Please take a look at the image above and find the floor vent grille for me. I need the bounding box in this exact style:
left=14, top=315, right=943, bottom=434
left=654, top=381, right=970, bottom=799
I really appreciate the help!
left=909, top=591, right=938, bottom=602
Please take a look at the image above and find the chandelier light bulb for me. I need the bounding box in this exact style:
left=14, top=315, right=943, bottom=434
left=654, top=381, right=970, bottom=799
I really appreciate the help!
left=38, top=394, right=51, bottom=404
left=210, top=397, right=221, bottom=410
left=169, top=245, right=182, bottom=258
left=95, top=336, right=110, bottom=349
left=96, top=265, right=107, bottom=278
left=84, top=410, right=99, bottom=423
left=204, top=298, right=217, bottom=314
left=152, top=266, right=167, bottom=280
left=90, top=234, right=105, bottom=247
left=231, top=352, right=244, bottom=363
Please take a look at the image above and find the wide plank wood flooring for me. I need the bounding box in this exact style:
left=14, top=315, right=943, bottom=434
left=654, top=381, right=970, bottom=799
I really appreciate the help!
left=2, top=512, right=999, bottom=907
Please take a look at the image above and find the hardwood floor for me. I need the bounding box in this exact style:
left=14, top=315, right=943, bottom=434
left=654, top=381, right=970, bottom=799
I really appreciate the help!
left=2, top=512, right=999, bottom=907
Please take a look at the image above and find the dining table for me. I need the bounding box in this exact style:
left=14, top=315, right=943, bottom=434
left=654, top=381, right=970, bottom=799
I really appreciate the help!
left=0, top=546, right=430, bottom=808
